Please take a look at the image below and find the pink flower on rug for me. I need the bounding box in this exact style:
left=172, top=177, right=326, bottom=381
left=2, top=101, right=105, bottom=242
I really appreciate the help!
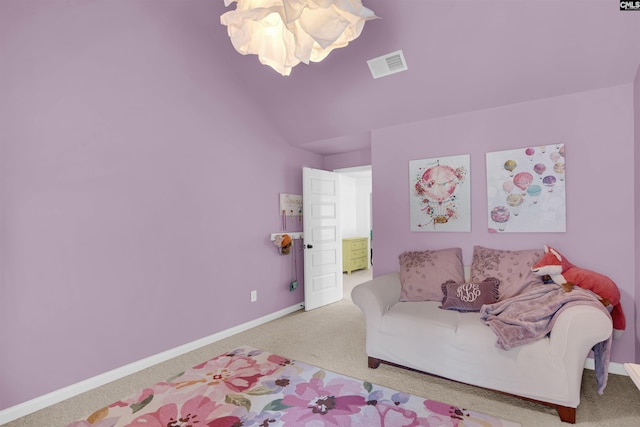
left=267, top=354, right=294, bottom=367
left=423, top=399, right=467, bottom=422
left=280, top=376, right=366, bottom=426
left=359, top=401, right=423, bottom=427
left=173, top=353, right=273, bottom=393
left=124, top=394, right=239, bottom=427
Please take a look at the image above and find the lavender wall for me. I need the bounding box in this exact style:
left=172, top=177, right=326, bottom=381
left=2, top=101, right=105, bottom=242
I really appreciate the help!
left=371, top=85, right=637, bottom=364
left=324, top=149, right=372, bottom=171
left=0, top=1, right=322, bottom=409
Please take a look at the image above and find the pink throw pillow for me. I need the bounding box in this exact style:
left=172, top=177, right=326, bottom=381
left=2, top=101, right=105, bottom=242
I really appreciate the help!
left=470, top=246, right=544, bottom=301
left=399, top=248, right=464, bottom=302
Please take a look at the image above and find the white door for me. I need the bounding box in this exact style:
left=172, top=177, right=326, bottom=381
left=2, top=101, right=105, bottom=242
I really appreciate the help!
left=303, top=167, right=342, bottom=311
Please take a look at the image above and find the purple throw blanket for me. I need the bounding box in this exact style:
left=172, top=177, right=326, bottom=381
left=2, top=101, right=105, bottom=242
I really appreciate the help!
left=480, top=283, right=612, bottom=394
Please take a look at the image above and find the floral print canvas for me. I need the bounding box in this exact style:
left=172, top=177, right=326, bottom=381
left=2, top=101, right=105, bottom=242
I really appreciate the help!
left=66, top=345, right=520, bottom=427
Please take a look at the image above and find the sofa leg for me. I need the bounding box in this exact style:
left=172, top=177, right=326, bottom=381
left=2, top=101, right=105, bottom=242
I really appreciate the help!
left=556, top=405, right=576, bottom=424
left=368, top=357, right=381, bottom=369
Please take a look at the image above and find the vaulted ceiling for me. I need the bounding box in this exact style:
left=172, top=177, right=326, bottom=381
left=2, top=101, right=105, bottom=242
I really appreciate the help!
left=215, top=1, right=640, bottom=155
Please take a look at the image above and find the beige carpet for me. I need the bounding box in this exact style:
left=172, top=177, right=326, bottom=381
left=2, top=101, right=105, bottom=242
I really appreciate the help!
left=4, top=268, right=640, bottom=426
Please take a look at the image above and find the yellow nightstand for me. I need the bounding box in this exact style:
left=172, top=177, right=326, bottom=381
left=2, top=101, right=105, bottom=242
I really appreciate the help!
left=342, top=237, right=369, bottom=274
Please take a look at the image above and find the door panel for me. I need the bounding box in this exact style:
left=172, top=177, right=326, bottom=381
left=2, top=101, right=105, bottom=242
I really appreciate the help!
left=303, top=167, right=342, bottom=311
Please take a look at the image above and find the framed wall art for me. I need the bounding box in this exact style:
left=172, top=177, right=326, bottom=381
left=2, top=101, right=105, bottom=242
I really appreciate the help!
left=409, top=154, right=470, bottom=232
left=486, top=144, right=566, bottom=232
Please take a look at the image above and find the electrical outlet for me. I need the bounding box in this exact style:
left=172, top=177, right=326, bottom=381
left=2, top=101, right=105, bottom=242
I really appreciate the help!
left=250, top=290, right=257, bottom=302
left=289, top=280, right=298, bottom=292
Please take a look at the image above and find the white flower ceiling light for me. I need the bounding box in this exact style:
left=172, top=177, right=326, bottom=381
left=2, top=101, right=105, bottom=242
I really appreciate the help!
left=220, top=0, right=378, bottom=76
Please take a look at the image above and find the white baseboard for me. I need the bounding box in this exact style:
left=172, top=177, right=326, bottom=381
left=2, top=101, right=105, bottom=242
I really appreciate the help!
left=585, top=359, right=626, bottom=376
left=0, top=304, right=303, bottom=425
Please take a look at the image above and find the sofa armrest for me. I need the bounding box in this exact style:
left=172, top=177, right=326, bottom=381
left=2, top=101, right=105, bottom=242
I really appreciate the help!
left=548, top=304, right=612, bottom=359
left=548, top=304, right=613, bottom=394
left=351, top=272, right=401, bottom=330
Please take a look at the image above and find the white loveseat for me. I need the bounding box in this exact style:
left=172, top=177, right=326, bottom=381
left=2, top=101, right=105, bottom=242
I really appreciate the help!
left=352, top=269, right=613, bottom=423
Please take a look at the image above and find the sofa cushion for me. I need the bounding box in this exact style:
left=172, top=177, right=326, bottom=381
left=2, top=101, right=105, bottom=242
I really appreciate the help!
left=383, top=300, right=461, bottom=335
left=440, top=278, right=500, bottom=312
left=470, top=246, right=544, bottom=301
left=398, top=248, right=464, bottom=302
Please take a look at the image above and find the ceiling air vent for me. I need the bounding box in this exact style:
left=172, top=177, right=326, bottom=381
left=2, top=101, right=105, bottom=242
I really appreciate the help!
left=367, top=50, right=408, bottom=79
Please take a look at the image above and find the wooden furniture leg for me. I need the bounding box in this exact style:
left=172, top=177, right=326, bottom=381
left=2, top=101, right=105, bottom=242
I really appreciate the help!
left=368, top=356, right=381, bottom=369
left=556, top=405, right=576, bottom=424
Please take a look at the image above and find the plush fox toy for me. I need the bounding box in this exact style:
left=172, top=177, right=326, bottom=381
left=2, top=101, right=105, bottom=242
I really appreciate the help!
left=531, top=245, right=625, bottom=337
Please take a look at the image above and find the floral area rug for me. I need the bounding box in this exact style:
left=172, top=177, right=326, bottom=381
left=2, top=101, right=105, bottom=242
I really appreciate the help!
left=67, top=345, right=520, bottom=427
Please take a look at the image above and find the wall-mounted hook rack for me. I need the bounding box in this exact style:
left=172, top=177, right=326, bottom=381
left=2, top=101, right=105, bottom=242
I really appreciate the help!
left=270, top=232, right=303, bottom=241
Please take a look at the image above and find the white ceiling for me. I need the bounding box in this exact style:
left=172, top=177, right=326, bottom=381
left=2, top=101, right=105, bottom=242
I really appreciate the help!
left=217, top=1, right=640, bottom=155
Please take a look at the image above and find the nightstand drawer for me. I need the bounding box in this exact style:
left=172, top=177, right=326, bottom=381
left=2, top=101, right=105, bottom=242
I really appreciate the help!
left=348, top=240, right=368, bottom=250
left=350, top=249, right=368, bottom=259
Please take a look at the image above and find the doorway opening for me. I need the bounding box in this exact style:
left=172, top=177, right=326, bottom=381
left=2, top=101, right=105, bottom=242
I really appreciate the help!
left=334, top=165, right=372, bottom=282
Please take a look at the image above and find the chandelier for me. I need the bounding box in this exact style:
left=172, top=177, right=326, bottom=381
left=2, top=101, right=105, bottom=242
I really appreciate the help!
left=221, top=0, right=378, bottom=76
